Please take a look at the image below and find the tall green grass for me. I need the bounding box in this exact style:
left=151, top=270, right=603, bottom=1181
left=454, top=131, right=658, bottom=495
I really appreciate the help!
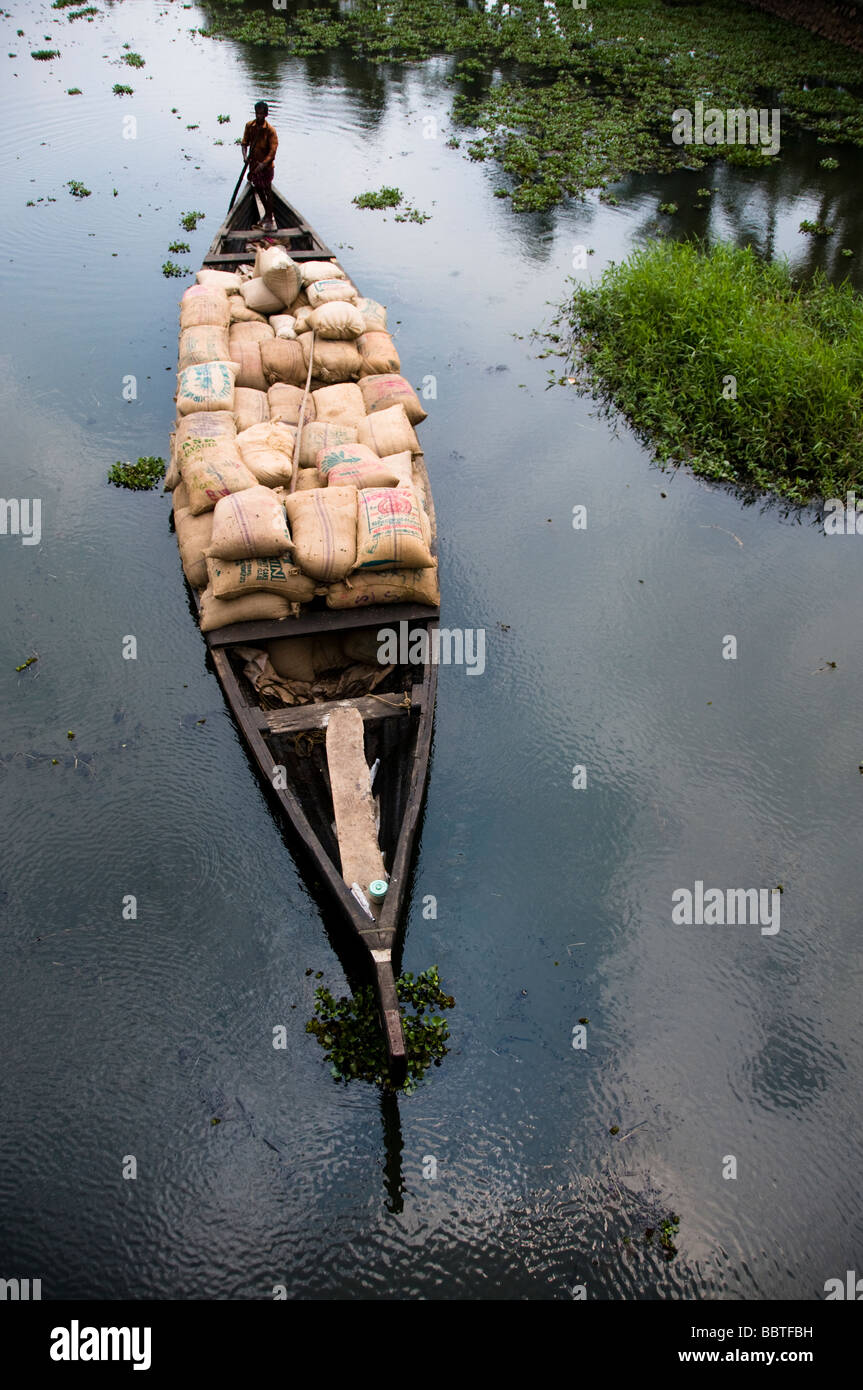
left=553, top=241, right=863, bottom=501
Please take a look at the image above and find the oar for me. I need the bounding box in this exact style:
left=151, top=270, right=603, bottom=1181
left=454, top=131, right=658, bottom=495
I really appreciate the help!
left=228, top=151, right=250, bottom=210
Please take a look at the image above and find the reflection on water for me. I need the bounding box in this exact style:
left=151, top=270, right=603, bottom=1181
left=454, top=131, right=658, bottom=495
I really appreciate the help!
left=0, top=0, right=861, bottom=1300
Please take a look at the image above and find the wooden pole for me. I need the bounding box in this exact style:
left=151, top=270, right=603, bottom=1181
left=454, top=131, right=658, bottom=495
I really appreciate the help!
left=228, top=153, right=250, bottom=210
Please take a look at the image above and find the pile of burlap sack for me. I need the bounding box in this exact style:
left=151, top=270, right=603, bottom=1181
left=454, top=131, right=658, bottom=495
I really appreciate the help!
left=166, top=246, right=439, bottom=639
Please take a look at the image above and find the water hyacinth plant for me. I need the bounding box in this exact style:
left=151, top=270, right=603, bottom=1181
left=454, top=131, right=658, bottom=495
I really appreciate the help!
left=108, top=456, right=166, bottom=490
left=306, top=966, right=454, bottom=1094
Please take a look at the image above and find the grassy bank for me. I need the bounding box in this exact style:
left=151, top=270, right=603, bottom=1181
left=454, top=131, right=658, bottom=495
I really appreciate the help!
left=200, top=0, right=863, bottom=210
left=545, top=240, right=863, bottom=501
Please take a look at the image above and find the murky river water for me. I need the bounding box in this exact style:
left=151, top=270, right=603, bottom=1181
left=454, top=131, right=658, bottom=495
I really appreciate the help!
left=1, top=1, right=862, bottom=1300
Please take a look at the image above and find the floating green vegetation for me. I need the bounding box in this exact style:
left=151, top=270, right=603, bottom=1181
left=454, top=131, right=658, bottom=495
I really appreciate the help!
left=394, top=203, right=431, bottom=223
left=644, top=1213, right=681, bottom=1260
left=216, top=113, right=230, bottom=123
left=168, top=240, right=190, bottom=253
left=186, top=123, right=199, bottom=129
left=180, top=209, right=204, bottom=230
left=52, top=0, right=80, bottom=7
left=68, top=6, right=99, bottom=19
left=67, top=86, right=82, bottom=94
left=199, top=0, right=863, bottom=211
left=546, top=239, right=863, bottom=503
left=108, top=456, right=166, bottom=489
left=161, top=260, right=188, bottom=278
left=121, top=50, right=144, bottom=67
left=67, top=179, right=91, bottom=197
left=819, top=156, right=840, bottom=170
left=112, top=82, right=133, bottom=94
left=306, top=966, right=454, bottom=1095
left=800, top=217, right=834, bottom=236
left=32, top=49, right=60, bottom=60
left=724, top=144, right=777, bottom=168
left=15, top=655, right=37, bottom=672
left=352, top=185, right=402, bottom=210
left=658, top=201, right=678, bottom=214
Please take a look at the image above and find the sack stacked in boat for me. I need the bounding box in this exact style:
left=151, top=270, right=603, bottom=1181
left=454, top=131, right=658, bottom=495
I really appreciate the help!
left=172, top=261, right=438, bottom=625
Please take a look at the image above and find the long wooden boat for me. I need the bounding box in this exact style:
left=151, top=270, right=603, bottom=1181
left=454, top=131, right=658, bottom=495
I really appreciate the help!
left=181, top=185, right=439, bottom=1079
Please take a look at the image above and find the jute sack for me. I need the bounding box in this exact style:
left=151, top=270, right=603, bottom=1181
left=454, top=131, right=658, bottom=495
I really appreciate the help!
left=176, top=361, right=237, bottom=416
left=234, top=387, right=270, bottom=432
left=317, top=444, right=399, bottom=490
left=230, top=342, right=267, bottom=392
left=342, top=628, right=387, bottom=665
left=306, top=301, right=364, bottom=340
left=172, top=480, right=191, bottom=513
left=268, top=383, right=315, bottom=427
left=268, top=634, right=346, bottom=682
left=312, top=383, right=365, bottom=427
left=164, top=439, right=180, bottom=500
left=175, top=410, right=237, bottom=453
left=285, top=486, right=357, bottom=581
left=354, top=297, right=388, bottom=332
left=358, top=373, right=427, bottom=424
left=297, top=421, right=357, bottom=467
left=269, top=314, right=297, bottom=339
left=268, top=635, right=317, bottom=683
left=179, top=285, right=231, bottom=330
left=301, top=260, right=347, bottom=286
left=292, top=307, right=312, bottom=334
left=198, top=585, right=294, bottom=633
left=298, top=332, right=361, bottom=385
left=288, top=290, right=311, bottom=315
left=294, top=469, right=321, bottom=491
left=357, top=403, right=420, bottom=457
left=230, top=321, right=274, bottom=346
left=175, top=507, right=214, bottom=589
left=180, top=444, right=257, bottom=516
left=230, top=296, right=268, bottom=325
left=236, top=422, right=295, bottom=487
left=255, top=246, right=302, bottom=308
left=240, top=277, right=284, bottom=316
left=207, top=555, right=316, bottom=603
left=326, top=563, right=440, bottom=609
left=196, top=269, right=242, bottom=294
left=305, top=278, right=359, bottom=309
left=378, top=450, right=413, bottom=490
left=357, top=332, right=400, bottom=377
left=354, top=488, right=434, bottom=570
left=179, top=326, right=231, bottom=371
left=261, top=338, right=307, bottom=387
left=207, top=485, right=293, bottom=561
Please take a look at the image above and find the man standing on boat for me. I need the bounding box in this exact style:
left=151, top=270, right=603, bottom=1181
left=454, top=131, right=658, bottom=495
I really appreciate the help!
left=242, top=101, right=278, bottom=232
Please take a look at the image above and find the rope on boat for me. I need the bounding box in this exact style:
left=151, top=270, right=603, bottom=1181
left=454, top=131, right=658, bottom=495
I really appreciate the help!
left=290, top=328, right=316, bottom=495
